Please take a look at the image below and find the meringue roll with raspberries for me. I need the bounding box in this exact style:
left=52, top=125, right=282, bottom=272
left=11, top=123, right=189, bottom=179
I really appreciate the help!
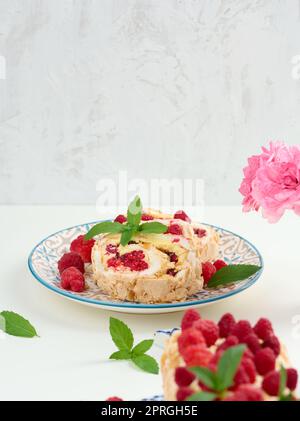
left=91, top=209, right=219, bottom=303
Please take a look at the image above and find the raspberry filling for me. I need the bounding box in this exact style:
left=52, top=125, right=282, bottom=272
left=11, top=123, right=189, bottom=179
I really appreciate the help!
left=167, top=252, right=178, bottom=263
left=194, top=228, right=207, bottom=238
left=106, top=244, right=118, bottom=254
left=141, top=214, right=154, bottom=221
left=107, top=250, right=148, bottom=272
left=167, top=268, right=177, bottom=276
left=166, top=224, right=183, bottom=235
left=114, top=214, right=127, bottom=223
left=174, top=210, right=191, bottom=223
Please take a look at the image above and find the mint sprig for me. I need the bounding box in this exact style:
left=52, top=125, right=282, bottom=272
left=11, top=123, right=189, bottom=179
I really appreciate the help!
left=279, top=365, right=293, bottom=401
left=85, top=195, right=167, bottom=245
left=186, top=391, right=217, bottom=401
left=0, top=311, right=38, bottom=338
left=207, top=264, right=262, bottom=288
left=188, top=344, right=246, bottom=400
left=108, top=317, right=158, bottom=375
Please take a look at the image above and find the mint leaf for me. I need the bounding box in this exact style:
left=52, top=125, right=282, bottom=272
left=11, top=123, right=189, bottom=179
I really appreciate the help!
left=120, top=229, right=134, bottom=246
left=85, top=221, right=124, bottom=240
left=216, top=344, right=246, bottom=391
left=279, top=365, right=287, bottom=398
left=109, top=317, right=134, bottom=351
left=207, top=265, right=261, bottom=288
left=189, top=366, right=218, bottom=390
left=139, top=222, right=168, bottom=234
left=0, top=314, right=6, bottom=332
left=132, top=339, right=154, bottom=356
left=127, top=195, right=142, bottom=227
left=186, top=391, right=216, bottom=401
left=0, top=311, right=38, bottom=338
left=132, top=354, right=159, bottom=374
left=109, top=350, right=132, bottom=360
left=108, top=317, right=159, bottom=375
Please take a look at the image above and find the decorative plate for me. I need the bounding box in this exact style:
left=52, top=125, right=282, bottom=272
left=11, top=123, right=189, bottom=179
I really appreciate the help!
left=28, top=221, right=263, bottom=314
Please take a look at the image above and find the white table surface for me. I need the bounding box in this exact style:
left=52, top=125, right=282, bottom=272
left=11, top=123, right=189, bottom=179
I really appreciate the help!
left=1, top=205, right=300, bottom=401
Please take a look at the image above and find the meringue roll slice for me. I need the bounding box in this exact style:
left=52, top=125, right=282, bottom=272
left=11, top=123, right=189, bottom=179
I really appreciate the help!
left=91, top=210, right=219, bottom=304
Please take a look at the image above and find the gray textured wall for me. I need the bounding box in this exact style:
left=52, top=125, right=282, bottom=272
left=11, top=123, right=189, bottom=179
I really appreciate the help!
left=0, top=0, right=300, bottom=205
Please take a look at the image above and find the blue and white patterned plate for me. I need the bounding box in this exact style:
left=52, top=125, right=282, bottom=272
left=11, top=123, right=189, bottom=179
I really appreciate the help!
left=28, top=221, right=263, bottom=314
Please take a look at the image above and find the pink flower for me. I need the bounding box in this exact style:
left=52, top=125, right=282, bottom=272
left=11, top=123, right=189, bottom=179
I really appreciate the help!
left=239, top=142, right=300, bottom=223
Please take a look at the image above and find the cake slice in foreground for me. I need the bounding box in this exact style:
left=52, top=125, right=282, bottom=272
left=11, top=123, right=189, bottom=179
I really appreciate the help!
left=161, top=310, right=298, bottom=401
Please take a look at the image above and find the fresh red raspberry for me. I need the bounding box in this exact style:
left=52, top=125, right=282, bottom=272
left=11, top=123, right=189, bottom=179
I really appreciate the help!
left=243, top=348, right=255, bottom=361
left=70, top=235, right=95, bottom=263
left=253, top=317, right=273, bottom=340
left=209, top=349, right=223, bottom=366
left=194, top=319, right=219, bottom=346
left=176, top=387, right=193, bottom=401
left=178, top=328, right=206, bottom=355
left=106, top=244, right=118, bottom=254
left=141, top=214, right=154, bottom=221
left=182, top=345, right=212, bottom=367
left=218, top=313, right=236, bottom=338
left=201, top=262, right=216, bottom=285
left=231, top=365, right=250, bottom=390
left=174, top=210, right=191, bottom=223
left=61, top=267, right=85, bottom=292
left=194, top=228, right=207, bottom=238
left=241, top=357, right=256, bottom=383
left=232, top=320, right=253, bottom=342
left=114, top=214, right=127, bottom=223
left=181, top=309, right=201, bottom=330
left=229, top=385, right=264, bottom=401
left=175, top=367, right=196, bottom=387
left=287, top=368, right=298, bottom=391
left=243, top=333, right=261, bottom=354
left=58, top=252, right=84, bottom=274
left=106, top=396, right=123, bottom=401
left=262, top=335, right=280, bottom=356
left=262, top=370, right=280, bottom=396
left=217, top=335, right=239, bottom=352
left=167, top=224, right=183, bottom=235
left=254, top=347, right=276, bottom=375
left=213, top=259, right=227, bottom=271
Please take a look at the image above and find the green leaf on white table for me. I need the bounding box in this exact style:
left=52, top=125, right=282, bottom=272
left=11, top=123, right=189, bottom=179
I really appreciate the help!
left=108, top=317, right=158, bottom=374
left=0, top=311, right=38, bottom=338
left=109, top=317, right=134, bottom=351
left=0, top=314, right=6, bottom=332
left=132, top=354, right=159, bottom=375
left=109, top=350, right=132, bottom=360
left=207, top=265, right=261, bottom=288
left=132, top=339, right=154, bottom=356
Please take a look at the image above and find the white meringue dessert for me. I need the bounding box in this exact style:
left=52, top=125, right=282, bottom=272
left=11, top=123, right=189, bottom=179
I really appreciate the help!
left=91, top=209, right=219, bottom=304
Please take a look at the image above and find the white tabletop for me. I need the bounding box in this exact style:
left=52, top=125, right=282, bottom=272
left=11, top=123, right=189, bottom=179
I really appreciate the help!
left=1, top=205, right=299, bottom=401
